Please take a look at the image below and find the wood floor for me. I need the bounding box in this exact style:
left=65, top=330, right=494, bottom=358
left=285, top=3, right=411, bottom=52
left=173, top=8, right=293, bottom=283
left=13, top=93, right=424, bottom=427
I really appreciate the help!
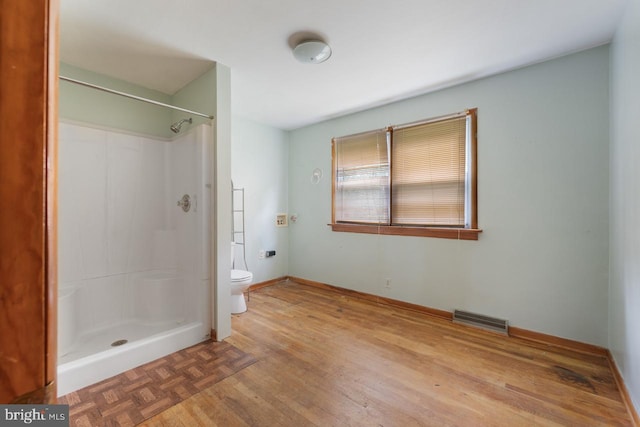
left=141, top=280, right=633, bottom=426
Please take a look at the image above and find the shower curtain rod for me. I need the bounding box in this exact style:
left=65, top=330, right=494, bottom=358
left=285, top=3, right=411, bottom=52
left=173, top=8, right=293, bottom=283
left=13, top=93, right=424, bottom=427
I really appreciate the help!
left=59, top=75, right=215, bottom=120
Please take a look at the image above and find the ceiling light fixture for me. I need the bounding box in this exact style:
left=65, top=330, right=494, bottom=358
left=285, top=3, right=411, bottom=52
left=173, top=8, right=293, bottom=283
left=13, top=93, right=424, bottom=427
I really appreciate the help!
left=293, top=40, right=332, bottom=64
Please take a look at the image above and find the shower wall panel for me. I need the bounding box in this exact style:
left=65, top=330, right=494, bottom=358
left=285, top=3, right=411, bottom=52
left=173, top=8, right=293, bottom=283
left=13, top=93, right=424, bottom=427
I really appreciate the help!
left=58, top=122, right=200, bottom=340
left=57, top=121, right=211, bottom=393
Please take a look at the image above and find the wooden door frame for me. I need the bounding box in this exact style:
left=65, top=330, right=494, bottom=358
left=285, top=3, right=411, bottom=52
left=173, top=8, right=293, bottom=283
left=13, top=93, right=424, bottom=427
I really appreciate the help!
left=0, top=0, right=59, bottom=403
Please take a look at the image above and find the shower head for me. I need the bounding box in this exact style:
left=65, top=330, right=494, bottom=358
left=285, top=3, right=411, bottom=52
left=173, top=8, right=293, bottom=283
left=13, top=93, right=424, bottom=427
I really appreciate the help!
left=170, top=118, right=192, bottom=133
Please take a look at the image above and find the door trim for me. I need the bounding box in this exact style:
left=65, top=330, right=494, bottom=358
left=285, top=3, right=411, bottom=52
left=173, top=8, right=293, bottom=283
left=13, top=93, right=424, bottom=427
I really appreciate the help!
left=0, top=0, right=59, bottom=403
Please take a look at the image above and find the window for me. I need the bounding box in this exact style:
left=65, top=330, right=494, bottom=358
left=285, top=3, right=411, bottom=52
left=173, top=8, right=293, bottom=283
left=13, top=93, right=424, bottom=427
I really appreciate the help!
left=331, top=109, right=479, bottom=240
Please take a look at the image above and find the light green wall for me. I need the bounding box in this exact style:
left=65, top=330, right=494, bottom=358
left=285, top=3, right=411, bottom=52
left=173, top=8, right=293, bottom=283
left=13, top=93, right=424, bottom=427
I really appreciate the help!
left=609, top=0, right=640, bottom=410
left=287, top=46, right=610, bottom=346
left=170, top=66, right=216, bottom=131
left=59, top=63, right=173, bottom=138
left=59, top=63, right=218, bottom=138
left=231, top=116, right=289, bottom=283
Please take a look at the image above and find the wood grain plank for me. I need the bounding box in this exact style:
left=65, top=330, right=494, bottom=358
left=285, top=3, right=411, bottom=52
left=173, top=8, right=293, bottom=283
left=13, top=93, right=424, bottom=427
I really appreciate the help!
left=143, top=281, right=634, bottom=426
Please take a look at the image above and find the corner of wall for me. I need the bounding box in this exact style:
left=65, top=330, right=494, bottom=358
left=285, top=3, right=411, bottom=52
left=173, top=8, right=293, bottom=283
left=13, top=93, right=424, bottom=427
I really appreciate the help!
left=213, top=63, right=232, bottom=340
left=608, top=0, right=640, bottom=414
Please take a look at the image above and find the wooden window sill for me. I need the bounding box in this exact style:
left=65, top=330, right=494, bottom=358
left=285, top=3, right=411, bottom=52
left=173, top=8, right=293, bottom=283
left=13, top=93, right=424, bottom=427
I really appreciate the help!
left=329, top=223, right=482, bottom=240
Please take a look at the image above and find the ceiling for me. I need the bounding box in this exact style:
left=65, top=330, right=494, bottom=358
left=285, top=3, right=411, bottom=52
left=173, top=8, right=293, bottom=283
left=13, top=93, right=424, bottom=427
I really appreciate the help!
left=59, top=0, right=627, bottom=130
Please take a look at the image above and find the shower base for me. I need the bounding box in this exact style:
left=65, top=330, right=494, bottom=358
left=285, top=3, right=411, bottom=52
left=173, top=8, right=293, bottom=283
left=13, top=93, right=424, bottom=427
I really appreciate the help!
left=57, top=320, right=208, bottom=396
left=59, top=319, right=182, bottom=365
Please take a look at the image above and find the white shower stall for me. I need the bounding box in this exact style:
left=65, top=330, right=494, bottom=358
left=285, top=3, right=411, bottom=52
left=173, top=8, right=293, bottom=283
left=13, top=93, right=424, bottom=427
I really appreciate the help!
left=57, top=121, right=212, bottom=395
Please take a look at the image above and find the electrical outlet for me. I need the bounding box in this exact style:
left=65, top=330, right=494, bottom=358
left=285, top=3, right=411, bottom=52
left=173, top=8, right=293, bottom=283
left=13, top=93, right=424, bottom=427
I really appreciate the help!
left=385, top=278, right=391, bottom=289
left=258, top=250, right=265, bottom=259
left=276, top=213, right=288, bottom=227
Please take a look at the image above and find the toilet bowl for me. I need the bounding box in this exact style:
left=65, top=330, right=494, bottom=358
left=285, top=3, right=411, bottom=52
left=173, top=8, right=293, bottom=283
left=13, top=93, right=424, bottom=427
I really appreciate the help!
left=231, top=242, right=253, bottom=314
left=231, top=269, right=253, bottom=314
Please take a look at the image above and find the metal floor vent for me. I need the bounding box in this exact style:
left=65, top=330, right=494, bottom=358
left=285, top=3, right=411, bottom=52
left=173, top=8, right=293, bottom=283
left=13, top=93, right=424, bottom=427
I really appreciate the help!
left=453, top=309, right=509, bottom=335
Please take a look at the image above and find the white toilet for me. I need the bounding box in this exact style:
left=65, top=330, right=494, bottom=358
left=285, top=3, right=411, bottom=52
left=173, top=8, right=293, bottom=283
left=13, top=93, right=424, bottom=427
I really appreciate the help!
left=231, top=243, right=253, bottom=314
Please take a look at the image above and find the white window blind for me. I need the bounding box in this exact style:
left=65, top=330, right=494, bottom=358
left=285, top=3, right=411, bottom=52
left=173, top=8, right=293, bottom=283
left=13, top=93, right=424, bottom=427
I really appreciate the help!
left=391, top=116, right=467, bottom=226
left=332, top=109, right=476, bottom=233
left=333, top=129, right=389, bottom=224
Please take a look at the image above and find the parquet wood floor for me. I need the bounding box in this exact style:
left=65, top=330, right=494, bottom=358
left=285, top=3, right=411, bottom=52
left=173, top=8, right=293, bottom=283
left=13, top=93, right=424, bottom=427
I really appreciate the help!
left=58, top=340, right=257, bottom=426
left=141, top=280, right=634, bottom=426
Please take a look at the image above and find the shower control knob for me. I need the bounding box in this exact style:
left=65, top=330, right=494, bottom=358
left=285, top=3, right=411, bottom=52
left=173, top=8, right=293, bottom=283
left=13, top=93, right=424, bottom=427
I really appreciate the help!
left=177, top=194, right=191, bottom=212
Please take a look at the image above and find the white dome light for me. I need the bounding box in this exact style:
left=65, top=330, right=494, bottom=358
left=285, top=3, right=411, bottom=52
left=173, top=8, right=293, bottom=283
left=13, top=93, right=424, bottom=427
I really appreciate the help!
left=293, top=40, right=332, bottom=64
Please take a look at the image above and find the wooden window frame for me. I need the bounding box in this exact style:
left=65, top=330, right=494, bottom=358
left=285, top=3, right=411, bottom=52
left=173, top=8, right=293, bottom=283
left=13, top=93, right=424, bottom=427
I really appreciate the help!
left=331, top=109, right=481, bottom=241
